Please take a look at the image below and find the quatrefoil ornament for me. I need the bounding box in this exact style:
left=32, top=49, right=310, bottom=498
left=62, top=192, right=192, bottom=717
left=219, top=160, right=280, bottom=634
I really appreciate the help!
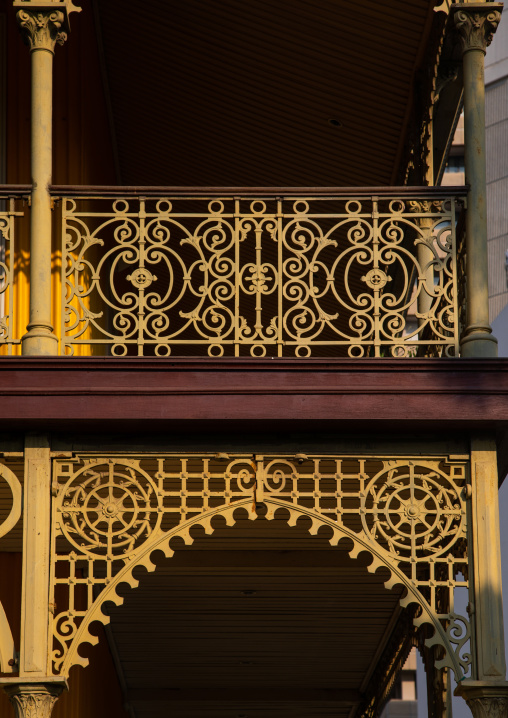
left=361, top=268, right=391, bottom=290
left=128, top=267, right=156, bottom=289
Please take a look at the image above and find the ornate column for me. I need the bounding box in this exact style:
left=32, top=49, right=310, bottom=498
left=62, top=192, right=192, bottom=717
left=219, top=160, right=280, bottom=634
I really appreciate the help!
left=19, top=435, right=53, bottom=676
left=456, top=681, right=508, bottom=718
left=455, top=439, right=508, bottom=717
left=470, top=438, right=506, bottom=682
left=14, top=1, right=80, bottom=355
left=0, top=437, right=67, bottom=714
left=2, top=680, right=66, bottom=718
left=452, top=4, right=502, bottom=357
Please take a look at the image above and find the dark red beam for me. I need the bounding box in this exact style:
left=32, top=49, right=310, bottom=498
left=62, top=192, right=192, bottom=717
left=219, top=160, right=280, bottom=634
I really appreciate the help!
left=0, top=357, right=505, bottom=423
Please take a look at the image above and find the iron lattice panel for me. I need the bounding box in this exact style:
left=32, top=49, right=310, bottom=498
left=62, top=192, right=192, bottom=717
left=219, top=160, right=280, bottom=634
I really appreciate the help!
left=49, top=453, right=471, bottom=679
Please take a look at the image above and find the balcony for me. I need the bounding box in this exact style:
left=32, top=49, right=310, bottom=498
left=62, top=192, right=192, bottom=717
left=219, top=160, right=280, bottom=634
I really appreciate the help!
left=0, top=185, right=466, bottom=359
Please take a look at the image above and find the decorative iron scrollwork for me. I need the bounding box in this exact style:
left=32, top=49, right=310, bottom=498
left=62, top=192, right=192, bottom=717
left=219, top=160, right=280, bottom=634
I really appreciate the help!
left=50, top=454, right=471, bottom=679
left=58, top=461, right=162, bottom=559
left=0, top=198, right=25, bottom=354
left=61, top=195, right=461, bottom=357
left=0, top=464, right=22, bottom=540
left=361, top=462, right=465, bottom=560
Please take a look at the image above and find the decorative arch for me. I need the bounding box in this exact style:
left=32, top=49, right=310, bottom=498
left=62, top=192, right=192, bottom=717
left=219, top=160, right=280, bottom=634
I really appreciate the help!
left=50, top=454, right=471, bottom=681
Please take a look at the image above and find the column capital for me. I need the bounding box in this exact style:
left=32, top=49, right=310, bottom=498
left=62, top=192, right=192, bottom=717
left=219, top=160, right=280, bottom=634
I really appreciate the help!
left=2, top=681, right=67, bottom=718
left=455, top=680, right=508, bottom=718
left=13, top=1, right=81, bottom=52
left=452, top=4, right=503, bottom=55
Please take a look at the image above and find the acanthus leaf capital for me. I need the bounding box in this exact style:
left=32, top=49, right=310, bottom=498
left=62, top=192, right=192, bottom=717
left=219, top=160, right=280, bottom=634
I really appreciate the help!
left=452, top=5, right=503, bottom=54
left=14, top=2, right=81, bottom=52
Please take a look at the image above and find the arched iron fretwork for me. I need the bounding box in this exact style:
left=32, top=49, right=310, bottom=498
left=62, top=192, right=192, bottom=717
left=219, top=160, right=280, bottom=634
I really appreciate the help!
left=49, top=454, right=471, bottom=682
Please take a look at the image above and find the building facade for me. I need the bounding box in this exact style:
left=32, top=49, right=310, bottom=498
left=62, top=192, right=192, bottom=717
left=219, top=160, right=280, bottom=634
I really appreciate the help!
left=0, top=2, right=507, bottom=718
left=486, top=13, right=508, bottom=322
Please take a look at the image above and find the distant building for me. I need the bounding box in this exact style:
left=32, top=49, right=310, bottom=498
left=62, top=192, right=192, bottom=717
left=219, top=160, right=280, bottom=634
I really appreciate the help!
left=486, top=17, right=508, bottom=323
left=382, top=650, right=418, bottom=718
left=443, top=19, right=508, bottom=324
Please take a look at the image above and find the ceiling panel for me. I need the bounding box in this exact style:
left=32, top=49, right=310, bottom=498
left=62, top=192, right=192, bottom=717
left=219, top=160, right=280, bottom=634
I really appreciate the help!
left=106, top=516, right=404, bottom=718
left=96, top=0, right=438, bottom=186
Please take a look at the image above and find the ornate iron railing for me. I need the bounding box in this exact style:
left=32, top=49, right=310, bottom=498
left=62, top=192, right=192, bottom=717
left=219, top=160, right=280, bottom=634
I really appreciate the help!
left=55, top=187, right=466, bottom=358
left=0, top=190, right=29, bottom=355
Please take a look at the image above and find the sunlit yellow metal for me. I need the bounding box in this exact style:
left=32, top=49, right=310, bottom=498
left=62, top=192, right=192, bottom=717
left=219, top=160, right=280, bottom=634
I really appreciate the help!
left=60, top=194, right=462, bottom=358
left=49, top=453, right=470, bottom=679
left=15, top=7, right=62, bottom=356
left=0, top=197, right=26, bottom=355
left=0, top=463, right=21, bottom=674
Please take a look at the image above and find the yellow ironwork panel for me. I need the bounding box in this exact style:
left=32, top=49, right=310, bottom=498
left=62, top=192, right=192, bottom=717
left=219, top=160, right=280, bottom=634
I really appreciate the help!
left=0, top=197, right=27, bottom=356
left=59, top=195, right=462, bottom=358
left=50, top=453, right=470, bottom=679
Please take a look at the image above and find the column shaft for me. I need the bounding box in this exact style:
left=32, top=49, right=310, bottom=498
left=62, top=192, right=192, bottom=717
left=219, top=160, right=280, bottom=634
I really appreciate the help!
left=22, top=47, right=57, bottom=356
left=14, top=3, right=82, bottom=355
left=20, top=435, right=52, bottom=676
left=453, top=5, right=502, bottom=357
left=470, top=438, right=506, bottom=680
left=461, top=46, right=496, bottom=356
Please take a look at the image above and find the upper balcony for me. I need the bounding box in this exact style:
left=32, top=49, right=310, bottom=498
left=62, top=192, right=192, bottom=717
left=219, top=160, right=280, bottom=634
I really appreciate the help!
left=0, top=0, right=501, bottom=363
left=0, top=184, right=467, bottom=358
left=0, top=1, right=507, bottom=446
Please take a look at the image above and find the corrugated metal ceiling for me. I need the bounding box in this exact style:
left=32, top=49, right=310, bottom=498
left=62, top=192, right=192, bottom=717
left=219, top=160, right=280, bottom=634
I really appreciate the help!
left=106, top=517, right=404, bottom=718
left=96, top=0, right=439, bottom=186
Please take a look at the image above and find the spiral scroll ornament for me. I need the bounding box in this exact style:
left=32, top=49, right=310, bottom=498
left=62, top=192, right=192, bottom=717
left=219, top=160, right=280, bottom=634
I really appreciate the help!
left=61, top=194, right=461, bottom=357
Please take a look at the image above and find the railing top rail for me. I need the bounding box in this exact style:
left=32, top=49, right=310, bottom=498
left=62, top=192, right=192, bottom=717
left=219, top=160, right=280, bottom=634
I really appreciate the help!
left=49, top=185, right=469, bottom=198
left=0, top=184, right=32, bottom=198
left=0, top=185, right=468, bottom=199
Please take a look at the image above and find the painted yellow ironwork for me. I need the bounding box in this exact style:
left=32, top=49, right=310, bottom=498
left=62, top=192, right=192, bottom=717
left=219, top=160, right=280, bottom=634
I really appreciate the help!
left=0, top=464, right=21, bottom=674
left=0, top=197, right=26, bottom=355
left=50, top=453, right=470, bottom=679
left=60, top=195, right=462, bottom=358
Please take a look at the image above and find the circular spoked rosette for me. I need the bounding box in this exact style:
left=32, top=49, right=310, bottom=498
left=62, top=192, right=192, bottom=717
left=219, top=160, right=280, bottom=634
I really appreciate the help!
left=361, top=463, right=465, bottom=560
left=58, top=462, right=162, bottom=558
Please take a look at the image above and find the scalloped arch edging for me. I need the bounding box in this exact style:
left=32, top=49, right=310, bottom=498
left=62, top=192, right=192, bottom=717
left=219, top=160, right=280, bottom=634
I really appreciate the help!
left=57, top=497, right=467, bottom=679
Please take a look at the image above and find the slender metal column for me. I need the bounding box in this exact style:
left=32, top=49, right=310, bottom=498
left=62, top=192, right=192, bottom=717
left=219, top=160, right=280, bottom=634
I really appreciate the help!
left=0, top=439, right=68, bottom=711
left=14, top=2, right=80, bottom=355
left=470, top=438, right=506, bottom=681
left=0, top=435, right=67, bottom=712
left=453, top=4, right=501, bottom=357
left=26, top=43, right=56, bottom=355
left=20, top=435, right=52, bottom=676
left=454, top=438, right=508, bottom=717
